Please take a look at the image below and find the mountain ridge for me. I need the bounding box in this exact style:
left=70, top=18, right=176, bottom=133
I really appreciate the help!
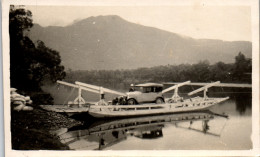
left=28, top=15, right=252, bottom=70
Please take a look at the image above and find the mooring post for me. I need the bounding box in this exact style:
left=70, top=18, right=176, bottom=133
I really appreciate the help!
left=98, top=87, right=107, bottom=105
left=100, top=87, right=104, bottom=100
left=203, top=88, right=208, bottom=100
left=78, top=86, right=82, bottom=107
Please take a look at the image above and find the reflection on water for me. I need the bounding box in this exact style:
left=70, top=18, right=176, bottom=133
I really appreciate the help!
left=234, top=93, right=252, bottom=115
left=52, top=109, right=251, bottom=150
left=44, top=85, right=252, bottom=150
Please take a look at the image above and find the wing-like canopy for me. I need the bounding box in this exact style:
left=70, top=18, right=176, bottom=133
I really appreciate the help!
left=135, top=83, right=163, bottom=87
left=188, top=81, right=220, bottom=96
left=162, top=81, right=191, bottom=94
left=164, top=82, right=251, bottom=88
left=57, top=80, right=100, bottom=94
left=75, top=81, right=126, bottom=96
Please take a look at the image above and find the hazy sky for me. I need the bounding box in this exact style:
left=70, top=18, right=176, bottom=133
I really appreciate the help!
left=25, top=5, right=251, bottom=41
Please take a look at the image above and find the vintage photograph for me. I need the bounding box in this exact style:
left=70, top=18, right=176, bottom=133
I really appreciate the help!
left=2, top=0, right=259, bottom=155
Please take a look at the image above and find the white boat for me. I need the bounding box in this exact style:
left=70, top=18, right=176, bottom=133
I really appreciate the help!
left=88, top=96, right=229, bottom=118
left=55, top=80, right=231, bottom=118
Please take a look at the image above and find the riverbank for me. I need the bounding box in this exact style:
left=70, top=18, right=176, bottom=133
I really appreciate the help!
left=11, top=106, right=83, bottom=150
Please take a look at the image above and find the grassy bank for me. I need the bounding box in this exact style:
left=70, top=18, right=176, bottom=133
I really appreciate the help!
left=11, top=106, right=83, bottom=150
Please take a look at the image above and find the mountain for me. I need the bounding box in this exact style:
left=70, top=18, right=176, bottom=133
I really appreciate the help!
left=28, top=15, right=252, bottom=70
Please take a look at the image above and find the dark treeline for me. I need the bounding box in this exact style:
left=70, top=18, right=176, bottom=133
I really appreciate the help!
left=10, top=6, right=66, bottom=104
left=65, top=52, right=251, bottom=90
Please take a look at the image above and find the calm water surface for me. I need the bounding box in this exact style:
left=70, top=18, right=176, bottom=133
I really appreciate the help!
left=50, top=90, right=251, bottom=150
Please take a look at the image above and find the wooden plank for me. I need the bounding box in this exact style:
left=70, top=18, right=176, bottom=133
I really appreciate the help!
left=57, top=80, right=78, bottom=88
left=188, top=81, right=220, bottom=95
left=57, top=80, right=100, bottom=94
left=75, top=81, right=127, bottom=96
left=162, top=81, right=191, bottom=93
left=80, top=86, right=100, bottom=94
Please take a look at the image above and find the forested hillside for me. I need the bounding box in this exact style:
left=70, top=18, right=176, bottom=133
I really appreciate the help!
left=65, top=52, right=251, bottom=89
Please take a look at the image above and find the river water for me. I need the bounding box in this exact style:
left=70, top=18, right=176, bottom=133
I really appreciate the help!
left=48, top=86, right=252, bottom=150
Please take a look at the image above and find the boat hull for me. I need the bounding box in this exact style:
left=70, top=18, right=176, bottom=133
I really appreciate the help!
left=89, top=97, right=229, bottom=118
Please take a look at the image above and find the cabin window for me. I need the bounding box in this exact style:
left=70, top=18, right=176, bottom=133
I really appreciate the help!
left=144, top=87, right=152, bottom=93
left=135, top=87, right=143, bottom=92
left=155, top=87, right=163, bottom=92
left=138, top=86, right=162, bottom=93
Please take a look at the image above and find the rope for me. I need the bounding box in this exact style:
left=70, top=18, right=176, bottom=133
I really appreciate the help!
left=80, top=90, right=87, bottom=103
left=219, top=118, right=228, bottom=135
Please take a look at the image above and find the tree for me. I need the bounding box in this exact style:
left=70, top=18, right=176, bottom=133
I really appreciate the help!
left=209, top=62, right=232, bottom=82
left=9, top=5, right=66, bottom=92
left=232, top=52, right=252, bottom=83
left=192, top=60, right=211, bottom=82
left=9, top=5, right=33, bottom=38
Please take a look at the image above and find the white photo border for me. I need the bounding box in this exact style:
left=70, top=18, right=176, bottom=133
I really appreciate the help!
left=2, top=0, right=259, bottom=156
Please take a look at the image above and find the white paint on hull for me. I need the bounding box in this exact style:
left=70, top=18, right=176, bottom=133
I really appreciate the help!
left=89, top=97, right=229, bottom=118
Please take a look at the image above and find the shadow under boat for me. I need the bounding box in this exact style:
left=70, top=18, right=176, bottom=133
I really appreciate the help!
left=51, top=110, right=228, bottom=150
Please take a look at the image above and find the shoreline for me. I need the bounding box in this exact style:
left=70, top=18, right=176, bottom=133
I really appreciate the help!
left=11, top=107, right=83, bottom=150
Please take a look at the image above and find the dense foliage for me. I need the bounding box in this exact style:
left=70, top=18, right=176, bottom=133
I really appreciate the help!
left=10, top=6, right=66, bottom=91
left=65, top=52, right=251, bottom=89
left=9, top=6, right=66, bottom=104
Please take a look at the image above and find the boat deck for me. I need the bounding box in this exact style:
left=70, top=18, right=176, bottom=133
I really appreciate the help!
left=39, top=97, right=229, bottom=118
left=88, top=97, right=229, bottom=118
